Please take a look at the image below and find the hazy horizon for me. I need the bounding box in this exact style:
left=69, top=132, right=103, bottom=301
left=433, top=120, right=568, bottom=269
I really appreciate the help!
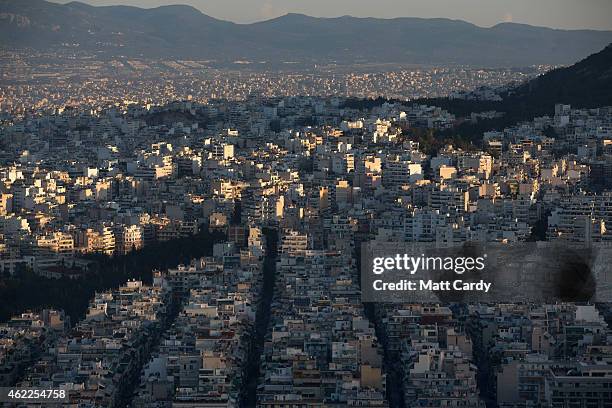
left=49, top=0, right=612, bottom=30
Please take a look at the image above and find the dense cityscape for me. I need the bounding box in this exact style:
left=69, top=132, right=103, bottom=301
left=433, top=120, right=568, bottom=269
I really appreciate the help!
left=2, top=64, right=612, bottom=405
left=2, top=1, right=612, bottom=407
left=0, top=50, right=550, bottom=117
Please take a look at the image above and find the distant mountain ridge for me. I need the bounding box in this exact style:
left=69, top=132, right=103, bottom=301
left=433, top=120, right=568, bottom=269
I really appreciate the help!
left=2, top=0, right=612, bottom=66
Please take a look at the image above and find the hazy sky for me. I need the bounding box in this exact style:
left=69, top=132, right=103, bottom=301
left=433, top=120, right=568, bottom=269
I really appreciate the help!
left=54, top=0, right=612, bottom=30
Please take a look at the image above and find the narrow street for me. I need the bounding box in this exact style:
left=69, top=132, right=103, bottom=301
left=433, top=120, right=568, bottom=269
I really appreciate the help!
left=243, top=228, right=279, bottom=406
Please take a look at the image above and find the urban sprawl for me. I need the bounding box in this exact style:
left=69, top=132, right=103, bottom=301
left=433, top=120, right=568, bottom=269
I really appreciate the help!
left=0, top=55, right=611, bottom=407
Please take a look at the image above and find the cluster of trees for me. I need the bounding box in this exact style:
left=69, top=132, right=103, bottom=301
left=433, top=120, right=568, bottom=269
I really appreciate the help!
left=0, top=227, right=226, bottom=323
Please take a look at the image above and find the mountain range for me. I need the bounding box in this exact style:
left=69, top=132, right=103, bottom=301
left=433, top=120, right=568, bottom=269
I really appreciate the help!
left=2, top=0, right=612, bottom=67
